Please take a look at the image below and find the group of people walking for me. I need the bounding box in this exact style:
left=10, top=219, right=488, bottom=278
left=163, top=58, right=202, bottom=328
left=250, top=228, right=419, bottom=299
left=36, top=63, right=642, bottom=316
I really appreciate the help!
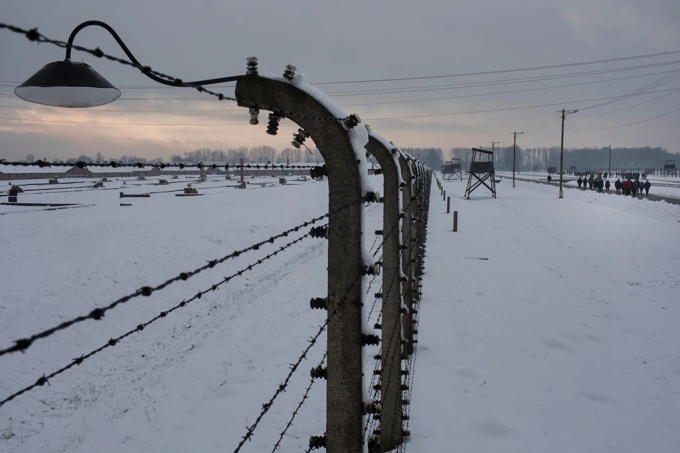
left=576, top=174, right=651, bottom=196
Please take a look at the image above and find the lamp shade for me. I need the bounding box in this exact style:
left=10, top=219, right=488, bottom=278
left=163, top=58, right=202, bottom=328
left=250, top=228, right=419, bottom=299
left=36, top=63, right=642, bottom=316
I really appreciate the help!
left=14, top=60, right=121, bottom=108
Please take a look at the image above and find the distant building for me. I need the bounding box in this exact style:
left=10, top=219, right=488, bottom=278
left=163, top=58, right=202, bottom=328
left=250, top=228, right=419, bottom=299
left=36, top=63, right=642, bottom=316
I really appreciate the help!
left=0, top=164, right=65, bottom=181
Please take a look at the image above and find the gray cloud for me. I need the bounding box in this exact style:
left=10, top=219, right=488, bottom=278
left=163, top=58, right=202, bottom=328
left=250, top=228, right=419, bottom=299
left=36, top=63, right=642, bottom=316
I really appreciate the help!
left=1, top=0, right=678, bottom=160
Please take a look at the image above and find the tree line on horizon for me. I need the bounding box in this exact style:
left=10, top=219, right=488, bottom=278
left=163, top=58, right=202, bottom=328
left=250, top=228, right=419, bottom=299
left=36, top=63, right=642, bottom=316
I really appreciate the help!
left=25, top=145, right=677, bottom=171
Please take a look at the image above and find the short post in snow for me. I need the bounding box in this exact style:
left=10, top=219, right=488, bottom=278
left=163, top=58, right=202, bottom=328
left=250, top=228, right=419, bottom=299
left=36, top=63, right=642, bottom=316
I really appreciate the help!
left=447, top=196, right=450, bottom=213
left=453, top=211, right=458, bottom=232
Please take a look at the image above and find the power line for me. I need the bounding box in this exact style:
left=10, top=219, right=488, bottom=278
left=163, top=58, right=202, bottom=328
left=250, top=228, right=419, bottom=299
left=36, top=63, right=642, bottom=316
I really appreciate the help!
left=575, top=88, right=680, bottom=119
left=361, top=88, right=679, bottom=121
left=5, top=67, right=678, bottom=115
left=315, top=50, right=680, bottom=85
left=325, top=62, right=680, bottom=97
left=567, top=106, right=680, bottom=131
left=339, top=70, right=680, bottom=108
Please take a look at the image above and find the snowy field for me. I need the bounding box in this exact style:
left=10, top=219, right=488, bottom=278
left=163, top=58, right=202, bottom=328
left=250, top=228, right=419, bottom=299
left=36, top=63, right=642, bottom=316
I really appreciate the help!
left=495, top=170, right=680, bottom=199
left=410, top=175, right=680, bottom=453
left=1, top=172, right=679, bottom=452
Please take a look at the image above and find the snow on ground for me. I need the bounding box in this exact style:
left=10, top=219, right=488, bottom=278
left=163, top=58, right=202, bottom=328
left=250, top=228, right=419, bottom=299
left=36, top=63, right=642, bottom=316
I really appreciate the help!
left=495, top=171, right=680, bottom=199
left=409, top=175, right=680, bottom=453
left=2, top=171, right=679, bottom=453
left=0, top=174, right=377, bottom=453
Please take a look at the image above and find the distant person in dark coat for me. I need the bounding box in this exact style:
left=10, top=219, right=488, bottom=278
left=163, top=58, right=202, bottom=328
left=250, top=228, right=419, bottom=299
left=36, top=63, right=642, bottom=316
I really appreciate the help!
left=577, top=177, right=582, bottom=189
left=605, top=179, right=611, bottom=193
left=644, top=180, right=651, bottom=195
left=615, top=179, right=622, bottom=195
left=547, top=175, right=552, bottom=183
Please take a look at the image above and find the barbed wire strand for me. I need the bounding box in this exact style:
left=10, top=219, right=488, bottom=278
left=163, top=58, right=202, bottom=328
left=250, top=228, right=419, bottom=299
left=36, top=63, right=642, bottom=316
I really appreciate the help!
left=233, top=276, right=362, bottom=453
left=0, top=228, right=321, bottom=408
left=0, top=22, right=351, bottom=123
left=0, top=202, right=362, bottom=358
left=270, top=352, right=327, bottom=453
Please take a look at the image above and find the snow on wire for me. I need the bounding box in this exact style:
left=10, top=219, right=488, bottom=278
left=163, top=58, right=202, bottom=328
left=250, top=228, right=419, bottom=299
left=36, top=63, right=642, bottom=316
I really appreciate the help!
left=0, top=227, right=324, bottom=408
left=0, top=202, right=359, bottom=358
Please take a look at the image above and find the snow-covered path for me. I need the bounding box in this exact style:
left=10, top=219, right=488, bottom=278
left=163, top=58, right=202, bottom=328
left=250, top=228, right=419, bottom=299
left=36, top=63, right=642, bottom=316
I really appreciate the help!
left=409, top=176, right=680, bottom=452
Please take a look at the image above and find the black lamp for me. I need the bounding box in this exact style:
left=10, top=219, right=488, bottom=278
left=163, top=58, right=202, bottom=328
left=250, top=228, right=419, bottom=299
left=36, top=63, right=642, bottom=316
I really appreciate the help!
left=15, top=60, right=120, bottom=108
left=15, top=20, right=242, bottom=108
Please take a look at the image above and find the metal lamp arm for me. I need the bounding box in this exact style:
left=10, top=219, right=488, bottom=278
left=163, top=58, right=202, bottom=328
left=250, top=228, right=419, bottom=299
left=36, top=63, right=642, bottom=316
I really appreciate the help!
left=65, top=20, right=241, bottom=88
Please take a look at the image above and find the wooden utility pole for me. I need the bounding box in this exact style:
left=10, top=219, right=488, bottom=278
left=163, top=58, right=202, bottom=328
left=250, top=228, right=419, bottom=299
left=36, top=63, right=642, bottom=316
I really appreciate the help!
left=512, top=132, right=523, bottom=188
left=558, top=109, right=578, bottom=198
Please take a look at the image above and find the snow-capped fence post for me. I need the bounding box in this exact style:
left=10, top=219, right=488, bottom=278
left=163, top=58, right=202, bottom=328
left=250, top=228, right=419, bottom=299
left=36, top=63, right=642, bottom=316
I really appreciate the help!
left=364, top=128, right=403, bottom=451
left=235, top=73, right=366, bottom=453
left=399, top=154, right=415, bottom=357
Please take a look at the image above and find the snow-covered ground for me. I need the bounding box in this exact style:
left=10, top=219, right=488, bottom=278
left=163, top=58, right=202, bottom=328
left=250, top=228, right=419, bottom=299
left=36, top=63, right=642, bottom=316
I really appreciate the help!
left=1, top=172, right=679, bottom=452
left=495, top=170, right=680, bottom=199
left=409, top=175, right=680, bottom=453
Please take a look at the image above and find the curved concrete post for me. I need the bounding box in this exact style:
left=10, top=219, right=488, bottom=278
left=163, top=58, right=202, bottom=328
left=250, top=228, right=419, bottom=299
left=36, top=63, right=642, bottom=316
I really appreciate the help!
left=398, top=153, right=414, bottom=357
left=364, top=130, right=403, bottom=451
left=236, top=76, right=364, bottom=453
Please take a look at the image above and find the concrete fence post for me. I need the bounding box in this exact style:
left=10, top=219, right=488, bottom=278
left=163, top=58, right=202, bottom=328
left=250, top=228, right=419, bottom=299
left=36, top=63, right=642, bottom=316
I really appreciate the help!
left=236, top=75, right=365, bottom=453
left=365, top=130, right=403, bottom=451
left=400, top=154, right=415, bottom=357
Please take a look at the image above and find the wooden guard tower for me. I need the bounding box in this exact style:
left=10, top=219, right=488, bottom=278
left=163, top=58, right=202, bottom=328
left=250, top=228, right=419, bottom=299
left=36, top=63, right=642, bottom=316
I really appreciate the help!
left=464, top=148, right=496, bottom=198
left=442, top=158, right=462, bottom=181
left=663, top=159, right=677, bottom=177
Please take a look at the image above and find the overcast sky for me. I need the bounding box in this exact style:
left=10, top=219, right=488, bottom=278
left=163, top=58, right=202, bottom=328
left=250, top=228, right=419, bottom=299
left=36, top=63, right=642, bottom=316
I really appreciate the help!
left=1, top=0, right=679, bottom=161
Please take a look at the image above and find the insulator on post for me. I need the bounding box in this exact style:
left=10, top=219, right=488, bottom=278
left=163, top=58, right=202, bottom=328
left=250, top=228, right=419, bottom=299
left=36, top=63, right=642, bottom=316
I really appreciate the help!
left=283, top=64, right=297, bottom=80
left=373, top=168, right=383, bottom=175
left=266, top=113, right=282, bottom=136
left=309, top=436, right=326, bottom=449
left=310, top=365, right=327, bottom=380
left=309, top=165, right=328, bottom=179
left=343, top=113, right=362, bottom=131
left=291, top=128, right=309, bottom=149
left=374, top=292, right=383, bottom=299
left=363, top=401, right=381, bottom=414
left=362, top=263, right=381, bottom=276
left=402, top=398, right=411, bottom=405
left=363, top=191, right=381, bottom=203
left=403, top=429, right=411, bottom=438
left=401, top=384, right=409, bottom=391
left=248, top=107, right=259, bottom=125
left=362, top=333, right=380, bottom=346
left=367, top=437, right=380, bottom=453
left=401, top=369, right=410, bottom=375
left=374, top=230, right=383, bottom=236
left=246, top=57, right=259, bottom=76
left=373, top=369, right=381, bottom=375
left=310, top=297, right=327, bottom=310
left=391, top=147, right=399, bottom=155
left=373, top=322, right=382, bottom=330
left=310, top=225, right=328, bottom=239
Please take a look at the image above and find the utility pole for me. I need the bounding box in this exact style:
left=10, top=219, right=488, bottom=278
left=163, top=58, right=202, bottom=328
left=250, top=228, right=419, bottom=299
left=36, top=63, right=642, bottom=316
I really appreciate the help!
left=491, top=141, right=500, bottom=168
left=608, top=145, right=612, bottom=178
left=512, top=132, right=523, bottom=188
left=558, top=109, right=578, bottom=198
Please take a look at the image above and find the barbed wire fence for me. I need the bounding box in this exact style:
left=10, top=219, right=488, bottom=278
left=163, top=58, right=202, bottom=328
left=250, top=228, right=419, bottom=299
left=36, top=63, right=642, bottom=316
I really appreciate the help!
left=0, top=20, right=433, bottom=453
